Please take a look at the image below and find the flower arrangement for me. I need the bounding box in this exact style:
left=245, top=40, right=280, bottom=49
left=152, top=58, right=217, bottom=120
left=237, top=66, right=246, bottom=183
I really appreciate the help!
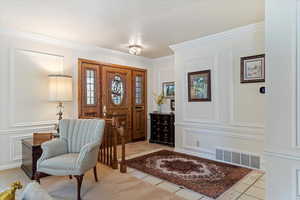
left=153, top=92, right=166, bottom=112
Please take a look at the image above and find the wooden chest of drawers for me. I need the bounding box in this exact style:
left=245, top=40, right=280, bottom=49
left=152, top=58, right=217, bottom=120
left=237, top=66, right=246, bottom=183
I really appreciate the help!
left=149, top=112, right=175, bottom=147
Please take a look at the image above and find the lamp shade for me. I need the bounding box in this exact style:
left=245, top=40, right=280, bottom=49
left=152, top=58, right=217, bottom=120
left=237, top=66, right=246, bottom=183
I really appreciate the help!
left=48, top=74, right=73, bottom=102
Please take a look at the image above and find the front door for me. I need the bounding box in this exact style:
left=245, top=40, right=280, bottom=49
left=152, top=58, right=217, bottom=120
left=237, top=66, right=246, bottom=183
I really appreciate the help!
left=101, top=66, right=132, bottom=141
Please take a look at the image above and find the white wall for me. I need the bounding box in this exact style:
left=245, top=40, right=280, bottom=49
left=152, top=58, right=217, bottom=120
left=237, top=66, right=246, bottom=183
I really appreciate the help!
left=150, top=55, right=175, bottom=113
left=170, top=23, right=265, bottom=161
left=265, top=0, right=300, bottom=199
left=0, top=29, right=152, bottom=170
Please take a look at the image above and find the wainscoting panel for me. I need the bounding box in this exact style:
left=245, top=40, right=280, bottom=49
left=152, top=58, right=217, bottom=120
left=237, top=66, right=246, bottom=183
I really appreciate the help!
left=10, top=134, right=32, bottom=162
left=9, top=48, right=64, bottom=128
left=297, top=170, right=300, bottom=199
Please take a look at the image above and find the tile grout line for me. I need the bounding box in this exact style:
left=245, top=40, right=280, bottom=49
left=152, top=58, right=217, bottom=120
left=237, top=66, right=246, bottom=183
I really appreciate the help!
left=235, top=173, right=265, bottom=200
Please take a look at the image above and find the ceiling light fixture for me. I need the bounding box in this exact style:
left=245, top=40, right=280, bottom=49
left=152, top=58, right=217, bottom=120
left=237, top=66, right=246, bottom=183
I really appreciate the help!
left=129, top=45, right=142, bottom=55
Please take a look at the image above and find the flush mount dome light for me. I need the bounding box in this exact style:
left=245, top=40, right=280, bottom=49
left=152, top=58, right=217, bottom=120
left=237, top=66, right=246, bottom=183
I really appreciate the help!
left=129, top=45, right=142, bottom=55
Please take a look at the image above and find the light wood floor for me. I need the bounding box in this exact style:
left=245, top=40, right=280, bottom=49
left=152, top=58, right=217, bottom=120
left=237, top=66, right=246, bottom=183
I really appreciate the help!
left=0, top=141, right=265, bottom=200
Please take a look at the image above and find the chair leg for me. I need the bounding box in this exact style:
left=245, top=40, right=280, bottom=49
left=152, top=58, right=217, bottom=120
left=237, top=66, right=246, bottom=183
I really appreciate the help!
left=74, top=175, right=83, bottom=200
left=35, top=172, right=41, bottom=184
left=93, top=166, right=98, bottom=182
left=69, top=175, right=72, bottom=179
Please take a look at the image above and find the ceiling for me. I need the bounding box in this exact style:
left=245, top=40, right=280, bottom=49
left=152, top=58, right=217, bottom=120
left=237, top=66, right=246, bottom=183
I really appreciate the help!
left=0, top=0, right=264, bottom=58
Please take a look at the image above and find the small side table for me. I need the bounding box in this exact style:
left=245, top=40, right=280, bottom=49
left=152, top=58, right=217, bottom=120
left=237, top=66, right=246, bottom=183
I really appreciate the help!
left=21, top=138, right=50, bottom=180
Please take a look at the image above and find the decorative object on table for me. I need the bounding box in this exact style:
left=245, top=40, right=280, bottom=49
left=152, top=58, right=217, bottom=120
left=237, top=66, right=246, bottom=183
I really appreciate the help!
left=149, top=113, right=175, bottom=147
left=126, top=150, right=252, bottom=199
left=48, top=74, right=73, bottom=121
left=152, top=92, right=166, bottom=112
left=259, top=86, right=266, bottom=94
left=188, top=70, right=211, bottom=102
left=162, top=82, right=175, bottom=99
left=240, top=54, right=265, bottom=83
left=35, top=119, right=105, bottom=200
left=170, top=99, right=175, bottom=111
left=0, top=182, right=22, bottom=200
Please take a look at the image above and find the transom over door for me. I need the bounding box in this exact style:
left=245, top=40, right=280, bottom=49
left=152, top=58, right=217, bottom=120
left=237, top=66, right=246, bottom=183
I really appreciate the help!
left=102, top=66, right=132, bottom=141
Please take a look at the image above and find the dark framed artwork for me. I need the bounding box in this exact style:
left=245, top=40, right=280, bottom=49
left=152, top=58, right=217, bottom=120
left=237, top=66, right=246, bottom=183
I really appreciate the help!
left=170, top=99, right=175, bottom=111
left=162, top=82, right=175, bottom=99
left=240, top=54, right=265, bottom=83
left=188, top=70, right=211, bottom=102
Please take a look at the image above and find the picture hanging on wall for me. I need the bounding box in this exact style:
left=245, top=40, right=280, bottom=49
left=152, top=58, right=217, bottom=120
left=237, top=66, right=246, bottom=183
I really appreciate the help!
left=162, top=82, right=175, bottom=99
left=240, top=54, right=265, bottom=83
left=188, top=70, right=211, bottom=102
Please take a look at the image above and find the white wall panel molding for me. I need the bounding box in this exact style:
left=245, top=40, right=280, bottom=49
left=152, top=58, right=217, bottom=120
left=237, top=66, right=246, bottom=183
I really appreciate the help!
left=297, top=169, right=300, bottom=199
left=176, top=121, right=264, bottom=135
left=182, top=127, right=264, bottom=143
left=182, top=55, right=220, bottom=123
left=10, top=134, right=32, bottom=162
left=8, top=48, right=63, bottom=128
left=175, top=147, right=215, bottom=160
left=264, top=151, right=300, bottom=161
left=0, top=125, right=54, bottom=135
left=296, top=0, right=300, bottom=148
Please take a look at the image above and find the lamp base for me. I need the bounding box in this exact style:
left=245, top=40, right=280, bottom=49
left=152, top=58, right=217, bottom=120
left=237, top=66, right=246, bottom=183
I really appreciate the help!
left=57, top=102, right=63, bottom=121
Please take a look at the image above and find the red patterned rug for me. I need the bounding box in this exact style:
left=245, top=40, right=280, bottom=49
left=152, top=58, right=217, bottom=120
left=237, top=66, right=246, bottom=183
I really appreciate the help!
left=126, top=150, right=251, bottom=199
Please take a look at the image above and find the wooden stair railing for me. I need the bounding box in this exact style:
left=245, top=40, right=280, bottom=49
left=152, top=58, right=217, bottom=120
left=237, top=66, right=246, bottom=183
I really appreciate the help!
left=80, top=115, right=127, bottom=173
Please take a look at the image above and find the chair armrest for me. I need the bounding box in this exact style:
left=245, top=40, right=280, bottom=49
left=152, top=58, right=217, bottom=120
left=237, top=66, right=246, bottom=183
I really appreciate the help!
left=77, top=142, right=100, bottom=173
left=38, top=139, right=68, bottom=163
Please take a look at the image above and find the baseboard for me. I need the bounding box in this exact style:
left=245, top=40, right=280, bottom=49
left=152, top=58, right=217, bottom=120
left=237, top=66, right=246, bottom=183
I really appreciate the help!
left=0, top=162, right=21, bottom=171
left=175, top=147, right=215, bottom=160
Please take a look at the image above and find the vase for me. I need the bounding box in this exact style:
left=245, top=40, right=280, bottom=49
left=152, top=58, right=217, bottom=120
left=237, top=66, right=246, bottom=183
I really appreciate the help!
left=157, top=104, right=162, bottom=113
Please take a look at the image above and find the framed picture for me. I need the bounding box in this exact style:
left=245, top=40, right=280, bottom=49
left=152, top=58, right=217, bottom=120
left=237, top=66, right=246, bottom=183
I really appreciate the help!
left=240, top=54, right=265, bottom=83
left=188, top=70, right=211, bottom=102
left=162, top=82, right=175, bottom=99
left=170, top=99, right=175, bottom=111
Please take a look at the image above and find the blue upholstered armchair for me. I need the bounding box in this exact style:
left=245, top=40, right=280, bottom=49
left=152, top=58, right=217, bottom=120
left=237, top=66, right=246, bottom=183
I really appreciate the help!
left=36, top=119, right=105, bottom=200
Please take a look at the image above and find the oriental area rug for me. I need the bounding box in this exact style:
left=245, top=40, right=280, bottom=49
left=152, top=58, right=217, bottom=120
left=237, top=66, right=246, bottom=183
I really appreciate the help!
left=126, top=150, right=252, bottom=199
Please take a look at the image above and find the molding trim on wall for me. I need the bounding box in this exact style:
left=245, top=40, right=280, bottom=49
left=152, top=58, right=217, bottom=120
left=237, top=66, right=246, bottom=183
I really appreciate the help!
left=175, top=147, right=215, bottom=160
left=296, top=0, right=300, bottom=148
left=182, top=55, right=219, bottom=122
left=181, top=130, right=216, bottom=156
left=0, top=126, right=54, bottom=135
left=10, top=134, right=32, bottom=162
left=264, top=151, right=300, bottom=161
left=182, top=127, right=264, bottom=143
left=175, top=121, right=264, bottom=137
left=8, top=48, right=62, bottom=128
left=170, top=22, right=264, bottom=51
left=297, top=169, right=300, bottom=198
left=13, top=120, right=57, bottom=128
left=179, top=49, right=265, bottom=131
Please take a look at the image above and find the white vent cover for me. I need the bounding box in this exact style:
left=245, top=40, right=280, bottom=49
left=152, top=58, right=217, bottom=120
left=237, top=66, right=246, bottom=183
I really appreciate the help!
left=216, top=148, right=260, bottom=169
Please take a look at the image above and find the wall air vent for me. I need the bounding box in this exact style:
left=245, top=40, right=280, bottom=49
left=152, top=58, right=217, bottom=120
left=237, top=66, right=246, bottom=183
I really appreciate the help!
left=216, top=148, right=260, bottom=169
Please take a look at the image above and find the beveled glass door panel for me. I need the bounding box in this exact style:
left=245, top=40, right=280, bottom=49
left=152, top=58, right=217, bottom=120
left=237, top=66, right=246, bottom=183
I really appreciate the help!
left=78, top=62, right=101, bottom=118
left=132, top=70, right=146, bottom=140
left=102, top=66, right=132, bottom=141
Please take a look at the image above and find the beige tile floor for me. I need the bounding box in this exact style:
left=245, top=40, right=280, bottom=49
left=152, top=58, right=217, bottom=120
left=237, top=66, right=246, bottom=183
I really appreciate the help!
left=0, top=141, right=265, bottom=200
